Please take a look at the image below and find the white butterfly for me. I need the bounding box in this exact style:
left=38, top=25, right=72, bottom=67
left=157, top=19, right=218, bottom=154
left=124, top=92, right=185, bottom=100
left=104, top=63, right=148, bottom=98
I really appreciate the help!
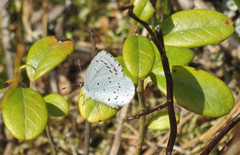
left=81, top=50, right=135, bottom=109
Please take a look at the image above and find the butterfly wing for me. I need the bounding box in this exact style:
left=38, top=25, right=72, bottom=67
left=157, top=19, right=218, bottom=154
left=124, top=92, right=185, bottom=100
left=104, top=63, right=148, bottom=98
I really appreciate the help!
left=82, top=50, right=135, bottom=109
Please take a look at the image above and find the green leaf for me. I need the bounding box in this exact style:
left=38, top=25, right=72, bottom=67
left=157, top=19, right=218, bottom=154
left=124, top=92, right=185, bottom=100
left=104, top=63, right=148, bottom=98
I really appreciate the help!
left=148, top=111, right=179, bottom=130
left=151, top=45, right=195, bottom=93
left=133, top=0, right=155, bottom=25
left=115, top=56, right=138, bottom=84
left=78, top=89, right=119, bottom=123
left=172, top=66, right=234, bottom=117
left=151, top=70, right=166, bottom=94
left=123, top=35, right=155, bottom=78
left=162, top=9, right=234, bottom=47
left=152, top=42, right=195, bottom=74
left=2, top=88, right=47, bottom=140
left=26, top=36, right=74, bottom=81
left=44, top=93, right=69, bottom=117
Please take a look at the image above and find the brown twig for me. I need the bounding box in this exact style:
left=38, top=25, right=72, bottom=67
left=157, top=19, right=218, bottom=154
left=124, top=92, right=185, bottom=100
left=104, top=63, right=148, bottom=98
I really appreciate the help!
left=83, top=27, right=99, bottom=155
left=182, top=95, right=240, bottom=152
left=109, top=105, right=129, bottom=155
left=46, top=122, right=57, bottom=155
left=200, top=113, right=240, bottom=155
left=120, top=5, right=177, bottom=154
left=42, top=0, right=48, bottom=37
left=126, top=101, right=168, bottom=120
left=84, top=121, right=91, bottom=155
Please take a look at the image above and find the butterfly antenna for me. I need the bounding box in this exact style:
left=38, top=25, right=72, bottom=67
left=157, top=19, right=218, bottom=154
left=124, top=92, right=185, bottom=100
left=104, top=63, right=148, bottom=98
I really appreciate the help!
left=62, top=59, right=84, bottom=91
left=78, top=59, right=84, bottom=87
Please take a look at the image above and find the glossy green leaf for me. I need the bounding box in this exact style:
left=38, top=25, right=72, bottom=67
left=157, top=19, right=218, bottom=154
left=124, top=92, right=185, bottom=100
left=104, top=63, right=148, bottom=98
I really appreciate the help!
left=123, top=35, right=155, bottom=78
left=152, top=42, right=195, bottom=74
left=148, top=111, right=179, bottom=130
left=2, top=88, right=47, bottom=140
left=167, top=66, right=233, bottom=117
left=151, top=44, right=195, bottom=93
left=116, top=56, right=138, bottom=84
left=78, top=89, right=119, bottom=123
left=44, top=93, right=69, bottom=117
left=162, top=9, right=234, bottom=47
left=133, top=0, right=155, bottom=25
left=26, top=36, right=74, bottom=81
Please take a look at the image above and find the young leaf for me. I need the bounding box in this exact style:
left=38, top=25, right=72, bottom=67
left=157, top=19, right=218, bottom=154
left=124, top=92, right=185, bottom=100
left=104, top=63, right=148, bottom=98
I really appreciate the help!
left=172, top=66, right=233, bottom=117
left=161, top=9, right=234, bottom=47
left=123, top=35, right=155, bottom=78
left=115, top=56, right=138, bottom=84
left=148, top=111, right=179, bottom=130
left=133, top=0, right=155, bottom=25
left=26, top=36, right=74, bottom=81
left=44, top=93, right=69, bottom=117
left=78, top=89, right=118, bottom=123
left=2, top=88, right=47, bottom=140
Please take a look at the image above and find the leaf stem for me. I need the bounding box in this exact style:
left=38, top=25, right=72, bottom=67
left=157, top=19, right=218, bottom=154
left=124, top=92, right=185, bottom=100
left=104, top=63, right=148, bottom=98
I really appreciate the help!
left=126, top=101, right=168, bottom=120
left=135, top=79, right=147, bottom=155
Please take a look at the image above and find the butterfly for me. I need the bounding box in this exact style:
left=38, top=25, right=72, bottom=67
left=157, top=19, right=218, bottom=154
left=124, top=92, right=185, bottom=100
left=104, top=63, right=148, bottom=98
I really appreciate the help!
left=81, top=50, right=135, bottom=109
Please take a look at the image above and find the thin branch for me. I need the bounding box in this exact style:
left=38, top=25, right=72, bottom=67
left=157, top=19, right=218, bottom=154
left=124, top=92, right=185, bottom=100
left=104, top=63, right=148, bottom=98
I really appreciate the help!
left=46, top=122, right=57, bottom=155
left=126, top=101, right=168, bottom=120
left=120, top=5, right=177, bottom=154
left=109, top=105, right=129, bottom=155
left=83, top=27, right=99, bottom=155
left=42, top=0, right=48, bottom=37
left=84, top=121, right=91, bottom=155
left=200, top=113, right=240, bottom=155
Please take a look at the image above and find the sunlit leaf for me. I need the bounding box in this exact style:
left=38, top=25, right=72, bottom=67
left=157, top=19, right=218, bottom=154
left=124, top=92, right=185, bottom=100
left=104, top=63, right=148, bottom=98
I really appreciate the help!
left=162, top=9, right=234, bottom=47
left=26, top=36, right=74, bottom=81
left=172, top=66, right=234, bottom=117
left=148, top=111, right=179, bottom=130
left=78, top=89, right=119, bottom=123
left=133, top=0, right=155, bottom=25
left=2, top=88, right=47, bottom=140
left=116, top=56, right=138, bottom=84
left=44, top=93, right=69, bottom=117
left=123, top=35, right=155, bottom=78
left=153, top=66, right=234, bottom=117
